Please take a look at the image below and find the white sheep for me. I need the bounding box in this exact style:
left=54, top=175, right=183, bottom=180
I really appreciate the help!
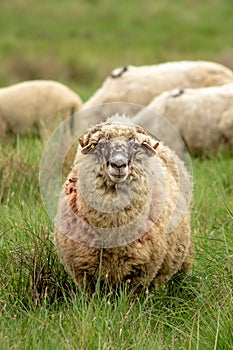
left=79, top=60, right=233, bottom=133
left=54, top=115, right=193, bottom=293
left=0, top=80, right=82, bottom=139
left=133, top=83, right=233, bottom=155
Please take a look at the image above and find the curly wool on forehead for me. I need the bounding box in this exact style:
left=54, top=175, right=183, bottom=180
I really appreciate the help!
left=100, top=123, right=140, bottom=140
left=82, top=124, right=137, bottom=146
left=82, top=115, right=152, bottom=146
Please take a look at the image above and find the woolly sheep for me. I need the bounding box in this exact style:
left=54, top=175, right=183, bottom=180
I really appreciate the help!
left=0, top=80, right=82, bottom=139
left=79, top=60, right=233, bottom=133
left=133, top=83, right=233, bottom=155
left=54, top=115, right=193, bottom=293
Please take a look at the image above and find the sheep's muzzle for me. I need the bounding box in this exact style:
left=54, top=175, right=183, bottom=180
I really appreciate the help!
left=104, top=141, right=129, bottom=183
left=107, top=155, right=129, bottom=183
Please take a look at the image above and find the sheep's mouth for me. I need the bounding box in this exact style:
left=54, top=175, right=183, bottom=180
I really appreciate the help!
left=108, top=166, right=129, bottom=183
left=109, top=174, right=128, bottom=184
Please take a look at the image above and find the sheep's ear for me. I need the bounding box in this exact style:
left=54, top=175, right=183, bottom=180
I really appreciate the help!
left=78, top=137, right=85, bottom=148
left=80, top=143, right=97, bottom=154
left=142, top=141, right=159, bottom=156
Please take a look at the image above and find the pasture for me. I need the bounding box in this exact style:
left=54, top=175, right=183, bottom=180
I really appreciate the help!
left=0, top=0, right=232, bottom=349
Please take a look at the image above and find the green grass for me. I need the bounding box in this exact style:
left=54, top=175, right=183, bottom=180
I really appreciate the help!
left=0, top=139, right=232, bottom=350
left=0, top=1, right=233, bottom=349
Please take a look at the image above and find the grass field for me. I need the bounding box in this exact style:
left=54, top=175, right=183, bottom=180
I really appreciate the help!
left=0, top=1, right=233, bottom=349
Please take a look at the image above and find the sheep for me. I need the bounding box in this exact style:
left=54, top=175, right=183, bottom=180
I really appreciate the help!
left=54, top=115, right=193, bottom=293
left=132, top=83, right=233, bottom=155
left=79, top=60, right=233, bottom=133
left=0, top=80, right=82, bottom=140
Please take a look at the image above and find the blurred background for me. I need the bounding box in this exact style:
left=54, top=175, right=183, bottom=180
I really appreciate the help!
left=1, top=0, right=232, bottom=101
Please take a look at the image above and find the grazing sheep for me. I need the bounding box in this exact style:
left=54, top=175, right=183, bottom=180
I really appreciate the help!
left=133, top=83, right=233, bottom=155
left=0, top=80, right=82, bottom=139
left=79, top=61, right=233, bottom=132
left=54, top=115, right=193, bottom=293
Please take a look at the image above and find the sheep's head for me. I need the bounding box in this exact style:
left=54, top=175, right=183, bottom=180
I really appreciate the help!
left=78, top=120, right=159, bottom=185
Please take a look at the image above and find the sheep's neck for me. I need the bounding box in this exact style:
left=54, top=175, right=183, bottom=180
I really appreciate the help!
left=79, top=175, right=149, bottom=229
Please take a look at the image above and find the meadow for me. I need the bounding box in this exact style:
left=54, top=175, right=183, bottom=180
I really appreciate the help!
left=0, top=0, right=233, bottom=349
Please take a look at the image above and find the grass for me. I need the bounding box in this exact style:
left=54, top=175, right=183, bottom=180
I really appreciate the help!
left=0, top=0, right=233, bottom=349
left=0, top=139, right=232, bottom=350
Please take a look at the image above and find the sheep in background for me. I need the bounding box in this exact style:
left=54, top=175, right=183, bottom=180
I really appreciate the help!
left=78, top=61, right=233, bottom=133
left=54, top=115, right=193, bottom=293
left=0, top=80, right=82, bottom=140
left=133, top=83, right=233, bottom=155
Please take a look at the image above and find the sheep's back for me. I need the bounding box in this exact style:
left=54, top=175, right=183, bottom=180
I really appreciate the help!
left=145, top=83, right=233, bottom=154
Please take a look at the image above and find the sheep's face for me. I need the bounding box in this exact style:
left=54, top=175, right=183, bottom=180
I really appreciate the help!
left=103, top=139, right=130, bottom=183
left=79, top=134, right=159, bottom=185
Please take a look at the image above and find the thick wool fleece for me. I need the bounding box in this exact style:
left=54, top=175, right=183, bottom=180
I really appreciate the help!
left=54, top=118, right=193, bottom=292
left=137, top=83, right=233, bottom=155
left=0, top=80, right=82, bottom=139
left=78, top=61, right=233, bottom=134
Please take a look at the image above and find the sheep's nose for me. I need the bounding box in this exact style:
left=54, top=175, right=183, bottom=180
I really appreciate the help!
left=110, top=160, right=127, bottom=169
